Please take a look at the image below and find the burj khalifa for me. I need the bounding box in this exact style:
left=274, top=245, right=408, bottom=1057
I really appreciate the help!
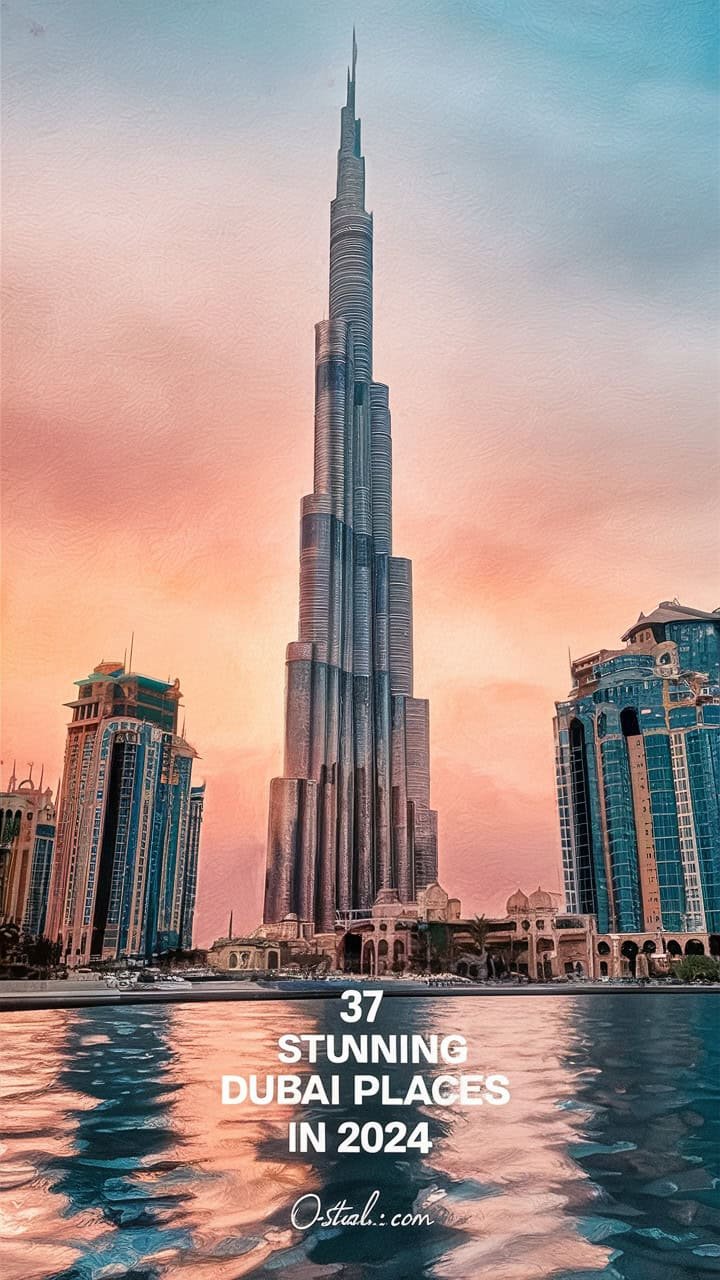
left=264, top=37, right=438, bottom=934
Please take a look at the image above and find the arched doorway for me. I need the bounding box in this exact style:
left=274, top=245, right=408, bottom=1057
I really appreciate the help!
left=667, top=939, right=682, bottom=958
left=362, top=940, right=375, bottom=976
left=393, top=938, right=405, bottom=971
left=537, top=938, right=554, bottom=981
left=377, top=939, right=389, bottom=975
left=621, top=939, right=639, bottom=976
left=710, top=935, right=720, bottom=958
left=267, top=950, right=279, bottom=970
left=229, top=952, right=238, bottom=969
left=343, top=933, right=362, bottom=973
left=685, top=939, right=704, bottom=956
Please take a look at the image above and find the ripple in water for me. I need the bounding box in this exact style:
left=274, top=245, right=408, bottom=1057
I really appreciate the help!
left=0, top=994, right=717, bottom=1279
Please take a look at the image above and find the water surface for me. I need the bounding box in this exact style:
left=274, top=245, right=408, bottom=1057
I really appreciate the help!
left=0, top=994, right=718, bottom=1279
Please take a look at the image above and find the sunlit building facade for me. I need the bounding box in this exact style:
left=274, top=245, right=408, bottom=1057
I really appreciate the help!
left=0, top=771, right=56, bottom=935
left=46, top=661, right=204, bottom=963
left=555, top=602, right=720, bottom=935
left=264, top=39, right=438, bottom=935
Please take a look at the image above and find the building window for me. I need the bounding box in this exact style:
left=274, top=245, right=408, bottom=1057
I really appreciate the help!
left=621, top=707, right=640, bottom=737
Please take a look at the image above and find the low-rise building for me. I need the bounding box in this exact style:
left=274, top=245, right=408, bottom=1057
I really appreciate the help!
left=222, top=880, right=717, bottom=980
left=207, top=935, right=286, bottom=972
left=595, top=929, right=716, bottom=978
left=333, top=883, right=598, bottom=979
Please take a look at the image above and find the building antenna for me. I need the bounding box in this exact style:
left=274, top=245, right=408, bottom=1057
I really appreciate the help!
left=228, top=909, right=234, bottom=939
left=39, top=763, right=44, bottom=792
left=10, top=759, right=17, bottom=790
left=123, top=647, right=127, bottom=671
left=28, top=762, right=33, bottom=783
left=128, top=631, right=134, bottom=673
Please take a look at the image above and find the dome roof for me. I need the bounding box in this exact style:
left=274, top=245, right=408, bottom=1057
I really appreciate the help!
left=528, top=887, right=553, bottom=910
left=424, top=881, right=448, bottom=902
left=506, top=889, right=529, bottom=913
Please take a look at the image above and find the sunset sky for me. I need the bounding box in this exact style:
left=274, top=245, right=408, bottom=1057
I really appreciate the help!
left=3, top=0, right=718, bottom=944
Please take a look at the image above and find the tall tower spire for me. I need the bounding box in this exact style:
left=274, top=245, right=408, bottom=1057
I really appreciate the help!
left=264, top=45, right=438, bottom=937
left=346, top=28, right=357, bottom=107
left=331, top=30, right=371, bottom=378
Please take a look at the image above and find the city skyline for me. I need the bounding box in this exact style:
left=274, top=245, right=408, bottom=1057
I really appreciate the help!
left=3, top=3, right=718, bottom=945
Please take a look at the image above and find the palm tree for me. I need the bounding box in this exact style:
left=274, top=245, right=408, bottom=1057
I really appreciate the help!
left=465, top=915, right=490, bottom=978
left=468, top=915, right=489, bottom=954
left=425, top=923, right=453, bottom=973
left=0, top=921, right=20, bottom=961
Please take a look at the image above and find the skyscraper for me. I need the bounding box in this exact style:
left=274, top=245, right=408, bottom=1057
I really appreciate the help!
left=555, top=602, right=720, bottom=934
left=178, top=783, right=205, bottom=951
left=264, top=39, right=438, bottom=934
left=46, top=661, right=204, bottom=963
left=0, top=769, right=56, bottom=935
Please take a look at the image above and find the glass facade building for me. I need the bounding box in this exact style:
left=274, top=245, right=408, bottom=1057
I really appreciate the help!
left=264, top=40, right=438, bottom=935
left=46, top=662, right=204, bottom=963
left=555, top=602, right=720, bottom=933
left=23, top=822, right=56, bottom=936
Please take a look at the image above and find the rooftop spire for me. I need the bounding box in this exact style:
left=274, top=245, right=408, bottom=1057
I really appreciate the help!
left=346, top=28, right=357, bottom=110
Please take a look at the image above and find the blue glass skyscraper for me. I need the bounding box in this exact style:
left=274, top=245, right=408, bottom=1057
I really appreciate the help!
left=555, top=602, right=720, bottom=934
left=46, top=662, right=204, bottom=962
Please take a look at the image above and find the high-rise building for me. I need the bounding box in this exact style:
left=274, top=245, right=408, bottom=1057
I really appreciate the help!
left=264, top=39, right=438, bottom=935
left=555, top=601, right=720, bottom=934
left=46, top=661, right=203, bottom=963
left=159, top=781, right=205, bottom=954
left=0, top=769, right=56, bottom=935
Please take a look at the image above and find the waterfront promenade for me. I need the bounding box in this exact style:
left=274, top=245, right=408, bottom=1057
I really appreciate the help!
left=0, top=976, right=713, bottom=1012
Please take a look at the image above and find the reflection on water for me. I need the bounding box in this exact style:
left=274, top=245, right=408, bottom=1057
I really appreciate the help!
left=0, top=995, right=717, bottom=1279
